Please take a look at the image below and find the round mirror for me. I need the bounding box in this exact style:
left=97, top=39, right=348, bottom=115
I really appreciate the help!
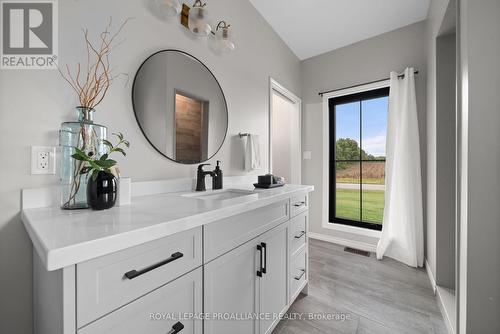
left=132, top=50, right=228, bottom=164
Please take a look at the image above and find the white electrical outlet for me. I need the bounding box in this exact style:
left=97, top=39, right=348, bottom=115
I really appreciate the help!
left=31, top=146, right=56, bottom=175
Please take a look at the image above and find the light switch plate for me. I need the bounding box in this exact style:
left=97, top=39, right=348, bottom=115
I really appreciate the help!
left=31, top=146, right=56, bottom=175
left=303, top=151, right=312, bottom=160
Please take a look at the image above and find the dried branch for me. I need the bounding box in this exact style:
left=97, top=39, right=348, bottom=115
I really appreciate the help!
left=58, top=17, right=130, bottom=110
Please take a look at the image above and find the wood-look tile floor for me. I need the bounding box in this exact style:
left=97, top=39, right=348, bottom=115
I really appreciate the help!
left=273, top=239, right=447, bottom=334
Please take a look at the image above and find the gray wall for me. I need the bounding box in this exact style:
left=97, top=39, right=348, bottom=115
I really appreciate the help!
left=459, top=0, right=500, bottom=332
left=435, top=32, right=456, bottom=290
left=0, top=0, right=300, bottom=333
left=425, top=0, right=451, bottom=282
left=300, top=21, right=427, bottom=245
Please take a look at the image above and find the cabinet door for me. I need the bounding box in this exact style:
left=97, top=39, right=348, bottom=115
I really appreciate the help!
left=259, top=223, right=289, bottom=334
left=204, top=239, right=260, bottom=334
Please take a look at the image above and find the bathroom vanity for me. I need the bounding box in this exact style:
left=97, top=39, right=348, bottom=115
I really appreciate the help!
left=21, top=47, right=313, bottom=334
left=22, top=181, right=313, bottom=334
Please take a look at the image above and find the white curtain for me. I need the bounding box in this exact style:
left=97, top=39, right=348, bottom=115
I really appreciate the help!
left=376, top=67, right=424, bottom=268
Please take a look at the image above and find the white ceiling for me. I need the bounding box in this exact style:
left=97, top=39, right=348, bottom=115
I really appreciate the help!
left=249, top=0, right=430, bottom=60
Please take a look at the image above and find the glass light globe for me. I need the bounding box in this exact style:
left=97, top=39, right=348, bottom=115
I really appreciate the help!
left=164, top=0, right=181, bottom=17
left=188, top=6, right=211, bottom=36
left=214, top=26, right=235, bottom=53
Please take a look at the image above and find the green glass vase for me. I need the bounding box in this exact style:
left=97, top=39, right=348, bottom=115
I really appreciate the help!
left=59, top=107, right=107, bottom=209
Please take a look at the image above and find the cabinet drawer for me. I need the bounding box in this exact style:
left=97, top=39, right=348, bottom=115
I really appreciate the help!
left=289, top=212, right=307, bottom=256
left=77, top=227, right=202, bottom=327
left=290, top=247, right=307, bottom=302
left=204, top=199, right=289, bottom=262
left=79, top=267, right=202, bottom=334
left=290, top=193, right=308, bottom=218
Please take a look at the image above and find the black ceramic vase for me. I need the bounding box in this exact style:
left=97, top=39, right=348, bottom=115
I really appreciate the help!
left=87, top=171, right=117, bottom=210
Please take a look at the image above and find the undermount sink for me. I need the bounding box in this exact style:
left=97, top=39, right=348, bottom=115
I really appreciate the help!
left=183, top=189, right=257, bottom=201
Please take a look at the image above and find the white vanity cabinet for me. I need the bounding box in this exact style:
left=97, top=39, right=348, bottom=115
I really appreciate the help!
left=204, top=222, right=289, bottom=334
left=27, top=186, right=312, bottom=334
left=289, top=211, right=309, bottom=301
left=204, top=232, right=260, bottom=334
left=79, top=268, right=203, bottom=334
left=76, top=227, right=202, bottom=327
left=258, top=223, right=289, bottom=334
left=33, top=227, right=203, bottom=334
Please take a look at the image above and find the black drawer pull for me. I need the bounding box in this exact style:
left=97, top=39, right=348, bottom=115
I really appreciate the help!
left=294, top=231, right=306, bottom=239
left=257, top=244, right=263, bottom=277
left=294, top=269, right=306, bottom=281
left=167, top=321, right=184, bottom=334
left=124, top=252, right=183, bottom=280
left=261, top=242, right=267, bottom=274
left=293, top=201, right=306, bottom=207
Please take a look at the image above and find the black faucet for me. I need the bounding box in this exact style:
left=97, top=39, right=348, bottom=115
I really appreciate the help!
left=196, top=164, right=214, bottom=191
left=196, top=162, right=224, bottom=191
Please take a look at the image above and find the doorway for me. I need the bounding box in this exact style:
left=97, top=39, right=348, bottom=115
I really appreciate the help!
left=174, top=92, right=209, bottom=163
left=269, top=78, right=302, bottom=184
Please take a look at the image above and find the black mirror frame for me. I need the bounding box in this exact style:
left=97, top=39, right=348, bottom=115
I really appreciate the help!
left=131, top=49, right=229, bottom=164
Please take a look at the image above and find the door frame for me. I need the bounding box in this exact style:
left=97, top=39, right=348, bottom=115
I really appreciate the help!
left=269, top=78, right=302, bottom=182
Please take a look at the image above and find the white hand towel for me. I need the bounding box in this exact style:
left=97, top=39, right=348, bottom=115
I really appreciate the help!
left=245, top=134, right=261, bottom=171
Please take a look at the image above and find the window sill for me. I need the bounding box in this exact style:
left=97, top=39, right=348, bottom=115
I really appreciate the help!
left=321, top=221, right=382, bottom=238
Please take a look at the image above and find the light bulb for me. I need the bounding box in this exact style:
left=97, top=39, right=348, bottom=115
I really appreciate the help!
left=188, top=4, right=211, bottom=36
left=164, top=0, right=181, bottom=17
left=214, top=22, right=235, bottom=53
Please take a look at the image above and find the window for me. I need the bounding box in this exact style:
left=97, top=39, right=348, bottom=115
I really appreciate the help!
left=329, top=87, right=389, bottom=231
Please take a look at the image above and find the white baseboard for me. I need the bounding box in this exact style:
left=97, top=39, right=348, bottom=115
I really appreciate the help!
left=425, top=260, right=455, bottom=334
left=425, top=259, right=437, bottom=294
left=308, top=232, right=377, bottom=252
left=436, top=286, right=456, bottom=334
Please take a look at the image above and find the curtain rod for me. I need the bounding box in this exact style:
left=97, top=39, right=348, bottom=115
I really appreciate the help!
left=318, top=70, right=419, bottom=97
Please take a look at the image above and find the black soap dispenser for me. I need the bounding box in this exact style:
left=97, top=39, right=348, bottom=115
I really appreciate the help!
left=213, top=160, right=223, bottom=190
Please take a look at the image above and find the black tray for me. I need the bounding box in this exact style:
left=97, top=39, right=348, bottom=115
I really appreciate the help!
left=253, top=183, right=285, bottom=189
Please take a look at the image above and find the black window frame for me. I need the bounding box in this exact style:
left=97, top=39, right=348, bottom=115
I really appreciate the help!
left=328, top=87, right=389, bottom=231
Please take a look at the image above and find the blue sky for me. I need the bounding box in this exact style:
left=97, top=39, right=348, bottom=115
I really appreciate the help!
left=335, top=96, right=388, bottom=157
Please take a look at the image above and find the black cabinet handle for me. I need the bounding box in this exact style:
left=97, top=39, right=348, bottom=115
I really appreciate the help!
left=261, top=242, right=267, bottom=274
left=294, top=269, right=306, bottom=281
left=294, top=231, right=306, bottom=239
left=256, top=244, right=263, bottom=277
left=167, top=321, right=184, bottom=334
left=293, top=201, right=306, bottom=207
left=124, top=252, right=183, bottom=280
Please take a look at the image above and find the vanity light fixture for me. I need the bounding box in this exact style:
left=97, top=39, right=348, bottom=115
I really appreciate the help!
left=212, top=21, right=235, bottom=53
left=164, top=0, right=182, bottom=17
left=187, top=0, right=211, bottom=36
left=178, top=1, right=235, bottom=54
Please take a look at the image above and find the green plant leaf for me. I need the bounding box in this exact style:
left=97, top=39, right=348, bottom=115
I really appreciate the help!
left=113, top=147, right=126, bottom=156
left=99, top=154, right=109, bottom=161
left=88, top=160, right=102, bottom=171
left=102, top=139, right=114, bottom=149
left=73, top=147, right=85, bottom=155
left=72, top=148, right=88, bottom=160
left=92, top=169, right=100, bottom=181
left=94, top=159, right=117, bottom=169
left=113, top=132, right=124, bottom=141
left=71, top=151, right=89, bottom=162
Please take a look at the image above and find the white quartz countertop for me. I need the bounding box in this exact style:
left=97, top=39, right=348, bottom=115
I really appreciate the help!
left=22, top=184, right=313, bottom=271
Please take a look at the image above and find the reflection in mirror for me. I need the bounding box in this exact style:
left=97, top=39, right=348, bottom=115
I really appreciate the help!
left=132, top=50, right=228, bottom=164
left=175, top=92, right=209, bottom=163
